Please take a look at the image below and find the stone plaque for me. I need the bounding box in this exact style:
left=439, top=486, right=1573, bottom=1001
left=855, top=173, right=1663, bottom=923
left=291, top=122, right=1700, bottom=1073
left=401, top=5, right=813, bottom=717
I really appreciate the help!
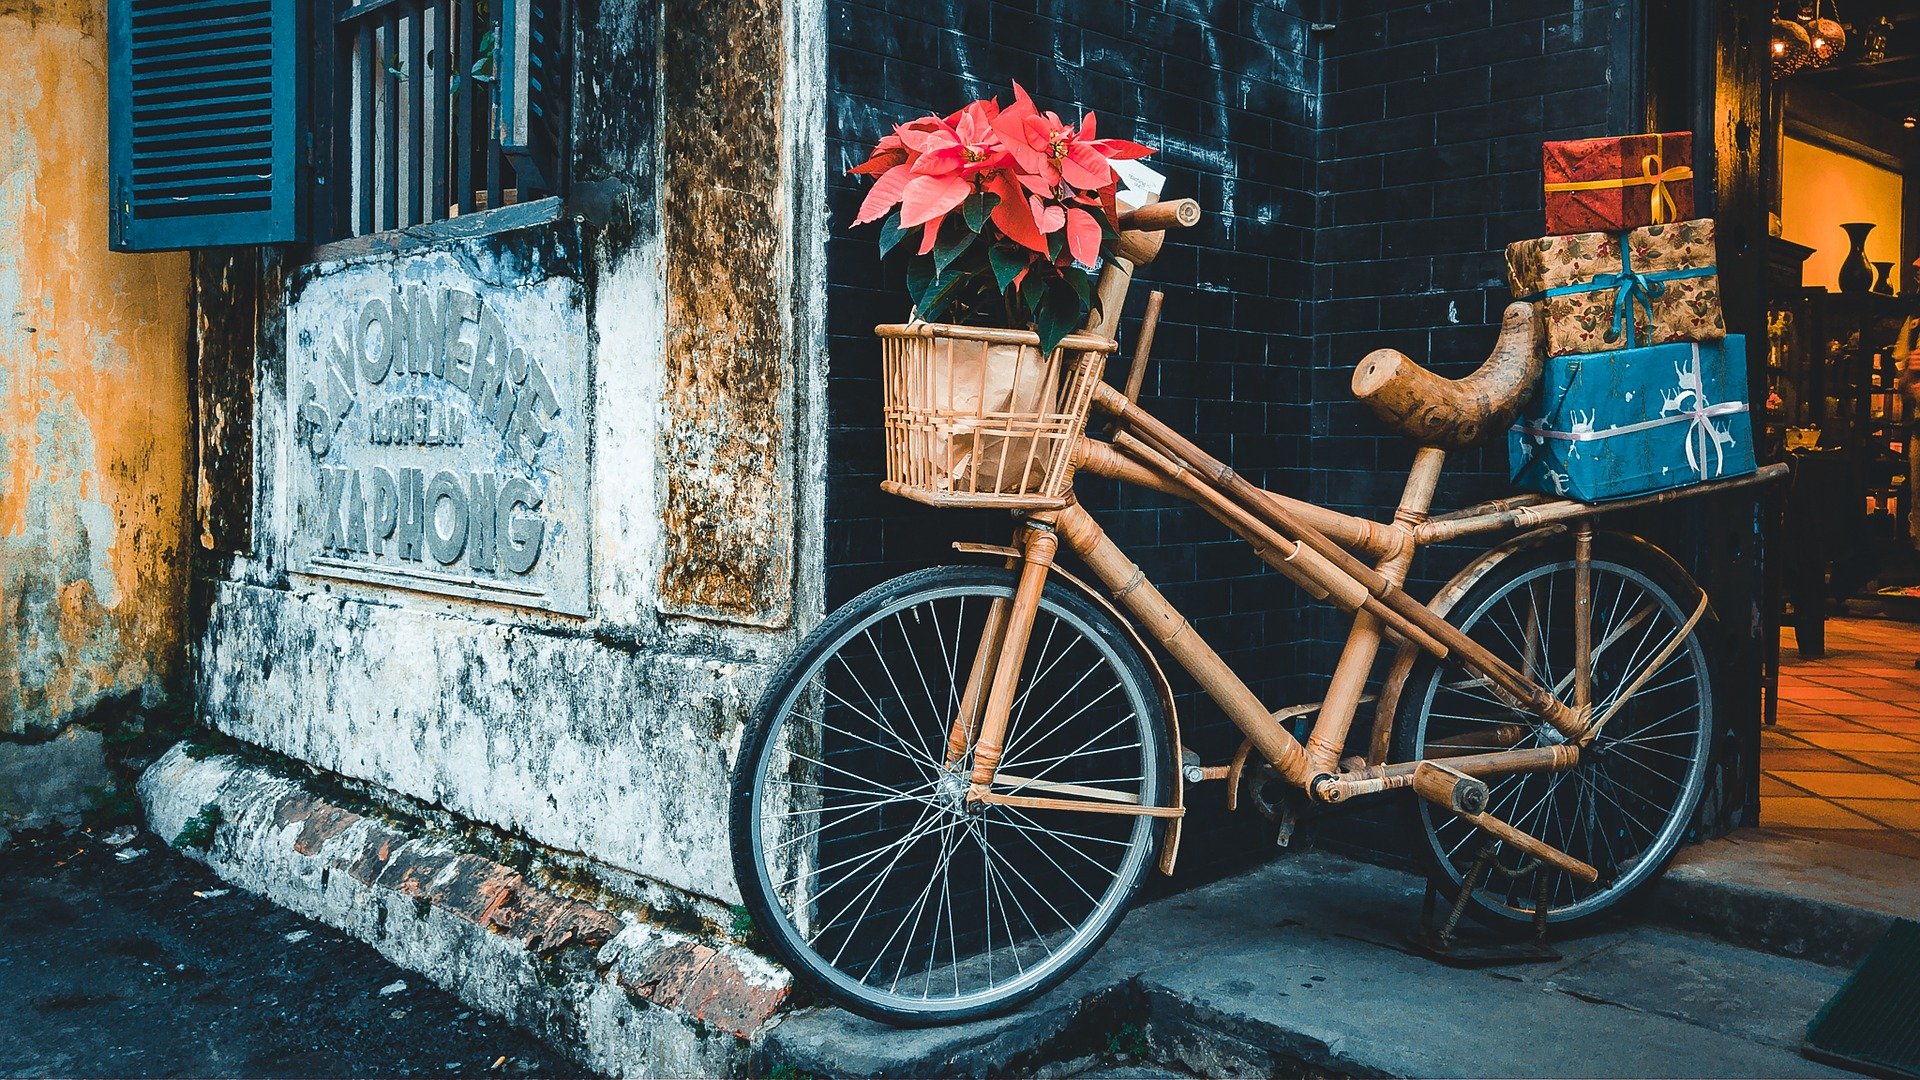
left=287, top=251, right=590, bottom=615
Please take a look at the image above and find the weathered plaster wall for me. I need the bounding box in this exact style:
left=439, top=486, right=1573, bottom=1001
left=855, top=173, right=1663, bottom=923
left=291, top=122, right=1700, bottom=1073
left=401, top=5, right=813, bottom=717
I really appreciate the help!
left=658, top=0, right=795, bottom=627
left=196, top=0, right=829, bottom=906
left=0, top=0, right=191, bottom=733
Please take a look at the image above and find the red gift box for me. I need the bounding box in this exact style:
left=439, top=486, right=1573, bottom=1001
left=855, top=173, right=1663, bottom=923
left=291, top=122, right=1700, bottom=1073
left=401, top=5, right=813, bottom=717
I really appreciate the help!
left=1543, top=132, right=1695, bottom=236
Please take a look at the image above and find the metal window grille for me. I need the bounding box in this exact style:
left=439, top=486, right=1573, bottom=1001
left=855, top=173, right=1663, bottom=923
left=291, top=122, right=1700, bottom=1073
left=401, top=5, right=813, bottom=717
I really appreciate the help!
left=329, top=0, right=566, bottom=238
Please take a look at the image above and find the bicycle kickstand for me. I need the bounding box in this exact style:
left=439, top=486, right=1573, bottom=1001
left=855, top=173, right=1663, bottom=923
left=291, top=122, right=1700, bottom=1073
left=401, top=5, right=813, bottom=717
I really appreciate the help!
left=1408, top=840, right=1562, bottom=967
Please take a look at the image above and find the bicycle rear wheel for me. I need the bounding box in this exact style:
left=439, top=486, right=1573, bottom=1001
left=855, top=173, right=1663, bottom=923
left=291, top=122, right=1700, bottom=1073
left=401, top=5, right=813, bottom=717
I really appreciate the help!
left=730, top=565, right=1170, bottom=1026
left=1393, top=534, right=1717, bottom=930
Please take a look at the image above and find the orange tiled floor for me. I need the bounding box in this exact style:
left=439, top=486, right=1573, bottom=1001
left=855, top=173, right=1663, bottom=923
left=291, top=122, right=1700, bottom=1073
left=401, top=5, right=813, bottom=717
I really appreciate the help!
left=1769, top=617, right=1920, bottom=859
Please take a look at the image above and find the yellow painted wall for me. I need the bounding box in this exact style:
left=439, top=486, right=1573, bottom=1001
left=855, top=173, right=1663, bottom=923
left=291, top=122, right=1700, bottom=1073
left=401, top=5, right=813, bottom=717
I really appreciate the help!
left=0, top=0, right=192, bottom=732
left=1781, top=135, right=1905, bottom=292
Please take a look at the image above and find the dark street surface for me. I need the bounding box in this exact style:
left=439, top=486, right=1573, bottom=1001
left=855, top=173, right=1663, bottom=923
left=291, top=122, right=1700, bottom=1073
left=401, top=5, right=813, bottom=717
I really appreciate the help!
left=0, top=827, right=588, bottom=1079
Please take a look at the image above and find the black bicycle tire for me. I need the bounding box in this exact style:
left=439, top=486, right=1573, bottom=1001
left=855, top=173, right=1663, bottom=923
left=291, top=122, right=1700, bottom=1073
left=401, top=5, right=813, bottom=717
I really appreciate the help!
left=1390, top=533, right=1719, bottom=932
left=729, top=564, right=1171, bottom=1026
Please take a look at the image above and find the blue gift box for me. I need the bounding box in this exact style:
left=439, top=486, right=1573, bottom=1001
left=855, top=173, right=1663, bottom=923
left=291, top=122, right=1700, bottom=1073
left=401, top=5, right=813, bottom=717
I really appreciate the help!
left=1509, top=335, right=1757, bottom=503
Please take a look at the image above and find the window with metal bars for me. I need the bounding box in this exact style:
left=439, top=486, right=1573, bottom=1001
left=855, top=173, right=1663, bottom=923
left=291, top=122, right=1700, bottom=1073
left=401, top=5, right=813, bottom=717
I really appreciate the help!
left=325, top=0, right=569, bottom=238
left=107, top=0, right=569, bottom=251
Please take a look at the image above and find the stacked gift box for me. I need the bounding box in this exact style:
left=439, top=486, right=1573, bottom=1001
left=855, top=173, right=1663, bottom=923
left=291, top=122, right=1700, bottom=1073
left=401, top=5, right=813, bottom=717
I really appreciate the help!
left=1506, top=131, right=1758, bottom=503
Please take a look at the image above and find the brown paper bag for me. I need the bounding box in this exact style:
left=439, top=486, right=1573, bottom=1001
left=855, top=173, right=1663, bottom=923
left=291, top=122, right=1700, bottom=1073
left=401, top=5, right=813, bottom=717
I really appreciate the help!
left=929, top=339, right=1060, bottom=495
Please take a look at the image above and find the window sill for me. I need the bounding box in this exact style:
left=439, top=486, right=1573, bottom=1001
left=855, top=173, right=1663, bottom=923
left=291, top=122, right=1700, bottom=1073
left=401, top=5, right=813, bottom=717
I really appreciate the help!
left=306, top=197, right=567, bottom=264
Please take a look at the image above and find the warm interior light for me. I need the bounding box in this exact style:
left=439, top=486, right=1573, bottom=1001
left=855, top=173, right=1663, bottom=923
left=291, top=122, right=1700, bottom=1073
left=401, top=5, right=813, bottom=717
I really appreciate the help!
left=1808, top=16, right=1847, bottom=65
left=1907, top=117, right=1918, bottom=129
left=1772, top=17, right=1815, bottom=76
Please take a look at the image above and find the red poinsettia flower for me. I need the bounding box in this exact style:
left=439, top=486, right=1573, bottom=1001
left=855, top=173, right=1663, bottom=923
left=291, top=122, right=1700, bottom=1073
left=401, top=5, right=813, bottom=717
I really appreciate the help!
left=1062, top=110, right=1154, bottom=190
left=850, top=102, right=1050, bottom=255
left=993, top=83, right=1154, bottom=198
left=845, top=85, right=1157, bottom=354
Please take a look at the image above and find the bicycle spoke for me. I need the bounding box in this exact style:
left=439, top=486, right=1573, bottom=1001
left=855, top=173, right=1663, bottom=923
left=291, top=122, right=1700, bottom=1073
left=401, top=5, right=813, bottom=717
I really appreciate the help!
left=999, top=713, right=1137, bottom=790
left=1409, top=554, right=1710, bottom=926
left=808, top=697, right=939, bottom=778
left=740, top=570, right=1164, bottom=1019
left=833, top=640, right=934, bottom=766
left=972, top=816, right=1049, bottom=968
left=782, top=799, right=941, bottom=896
left=771, top=789, right=932, bottom=852
left=1001, top=647, right=1117, bottom=765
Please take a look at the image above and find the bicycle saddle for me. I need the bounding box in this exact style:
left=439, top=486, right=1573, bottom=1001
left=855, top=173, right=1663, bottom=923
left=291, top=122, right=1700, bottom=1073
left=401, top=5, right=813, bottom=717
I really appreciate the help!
left=1350, top=301, right=1544, bottom=452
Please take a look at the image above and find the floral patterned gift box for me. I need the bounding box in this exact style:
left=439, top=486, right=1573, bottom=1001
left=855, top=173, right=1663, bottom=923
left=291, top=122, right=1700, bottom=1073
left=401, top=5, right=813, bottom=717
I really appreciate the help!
left=1506, top=218, right=1725, bottom=358
left=1509, top=335, right=1757, bottom=503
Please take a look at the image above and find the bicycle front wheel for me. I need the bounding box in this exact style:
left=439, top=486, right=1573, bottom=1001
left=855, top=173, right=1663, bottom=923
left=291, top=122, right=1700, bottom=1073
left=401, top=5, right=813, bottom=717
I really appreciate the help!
left=730, top=565, right=1170, bottom=1026
left=1393, top=533, right=1717, bottom=930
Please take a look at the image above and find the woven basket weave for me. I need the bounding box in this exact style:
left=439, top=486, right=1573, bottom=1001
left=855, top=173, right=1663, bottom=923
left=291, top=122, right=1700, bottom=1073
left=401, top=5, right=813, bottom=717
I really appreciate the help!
left=878, top=322, right=1118, bottom=510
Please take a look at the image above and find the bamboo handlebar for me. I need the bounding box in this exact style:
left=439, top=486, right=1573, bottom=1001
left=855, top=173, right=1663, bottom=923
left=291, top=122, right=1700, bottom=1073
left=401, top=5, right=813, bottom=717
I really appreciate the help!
left=1350, top=302, right=1543, bottom=451
left=1118, top=198, right=1201, bottom=232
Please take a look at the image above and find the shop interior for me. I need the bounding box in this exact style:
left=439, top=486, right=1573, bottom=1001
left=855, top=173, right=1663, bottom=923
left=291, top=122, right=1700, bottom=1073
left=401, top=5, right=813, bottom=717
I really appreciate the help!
left=1762, top=1, right=1920, bottom=859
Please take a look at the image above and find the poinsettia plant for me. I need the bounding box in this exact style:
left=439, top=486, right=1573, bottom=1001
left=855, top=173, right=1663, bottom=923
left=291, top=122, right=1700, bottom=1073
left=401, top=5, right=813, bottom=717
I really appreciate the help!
left=850, top=84, right=1154, bottom=355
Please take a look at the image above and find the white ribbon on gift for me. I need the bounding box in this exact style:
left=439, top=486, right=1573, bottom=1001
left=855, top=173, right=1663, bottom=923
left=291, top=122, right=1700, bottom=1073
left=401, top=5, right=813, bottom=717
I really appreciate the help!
left=1514, top=342, right=1747, bottom=480
left=1512, top=401, right=1748, bottom=478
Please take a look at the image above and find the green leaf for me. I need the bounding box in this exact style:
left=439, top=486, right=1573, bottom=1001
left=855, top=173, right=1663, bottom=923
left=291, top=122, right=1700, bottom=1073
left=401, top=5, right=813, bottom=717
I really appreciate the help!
left=1061, top=265, right=1091, bottom=307
left=919, top=265, right=973, bottom=322
left=906, top=255, right=936, bottom=314
left=877, top=211, right=908, bottom=257
left=1033, top=277, right=1084, bottom=357
left=989, top=244, right=1029, bottom=293
left=962, top=191, right=1001, bottom=232
left=1018, top=265, right=1049, bottom=321
left=478, top=28, right=498, bottom=54
left=932, top=223, right=974, bottom=277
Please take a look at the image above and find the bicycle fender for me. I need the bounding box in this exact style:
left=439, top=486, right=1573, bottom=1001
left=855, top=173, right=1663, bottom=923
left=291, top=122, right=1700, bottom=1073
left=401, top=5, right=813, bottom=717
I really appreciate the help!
left=952, top=543, right=1187, bottom=875
left=1370, top=524, right=1719, bottom=755
left=1371, top=525, right=1571, bottom=751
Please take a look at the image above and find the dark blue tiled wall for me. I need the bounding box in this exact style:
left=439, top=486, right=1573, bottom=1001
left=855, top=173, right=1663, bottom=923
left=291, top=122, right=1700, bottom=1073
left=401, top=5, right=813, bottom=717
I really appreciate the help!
left=1304, top=0, right=1619, bottom=646
left=824, top=0, right=1637, bottom=869
left=826, top=1, right=1326, bottom=822
left=1301, top=0, right=1625, bottom=851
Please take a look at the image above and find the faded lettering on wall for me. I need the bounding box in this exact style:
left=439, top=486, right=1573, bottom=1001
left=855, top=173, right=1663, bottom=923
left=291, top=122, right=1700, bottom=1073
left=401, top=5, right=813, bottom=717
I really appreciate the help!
left=288, top=258, right=590, bottom=615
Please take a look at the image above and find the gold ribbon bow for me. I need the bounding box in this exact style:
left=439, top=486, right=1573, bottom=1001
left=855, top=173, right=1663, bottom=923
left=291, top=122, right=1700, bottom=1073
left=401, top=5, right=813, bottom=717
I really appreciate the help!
left=1545, top=133, right=1694, bottom=224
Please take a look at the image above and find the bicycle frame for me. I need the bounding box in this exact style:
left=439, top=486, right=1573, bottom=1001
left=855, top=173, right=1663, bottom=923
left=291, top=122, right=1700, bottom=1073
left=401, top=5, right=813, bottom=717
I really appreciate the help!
left=939, top=215, right=1786, bottom=882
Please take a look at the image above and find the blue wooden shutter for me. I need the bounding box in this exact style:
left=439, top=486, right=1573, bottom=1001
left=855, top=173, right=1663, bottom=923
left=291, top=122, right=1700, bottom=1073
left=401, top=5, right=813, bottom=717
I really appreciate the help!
left=108, top=0, right=305, bottom=251
left=497, top=0, right=568, bottom=195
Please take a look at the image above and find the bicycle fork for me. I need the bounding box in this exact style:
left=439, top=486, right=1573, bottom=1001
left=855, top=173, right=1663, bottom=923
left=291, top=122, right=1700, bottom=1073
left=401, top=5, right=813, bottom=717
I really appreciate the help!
left=948, top=515, right=1060, bottom=798
left=946, top=514, right=1182, bottom=820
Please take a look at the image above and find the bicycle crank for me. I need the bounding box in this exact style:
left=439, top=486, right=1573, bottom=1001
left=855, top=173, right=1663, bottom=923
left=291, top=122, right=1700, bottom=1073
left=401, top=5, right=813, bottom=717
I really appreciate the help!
left=1410, top=761, right=1600, bottom=885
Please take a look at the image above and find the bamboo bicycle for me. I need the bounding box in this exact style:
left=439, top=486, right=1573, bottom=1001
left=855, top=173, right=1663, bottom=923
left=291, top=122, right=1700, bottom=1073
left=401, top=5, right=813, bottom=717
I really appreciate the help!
left=729, top=199, right=1785, bottom=1025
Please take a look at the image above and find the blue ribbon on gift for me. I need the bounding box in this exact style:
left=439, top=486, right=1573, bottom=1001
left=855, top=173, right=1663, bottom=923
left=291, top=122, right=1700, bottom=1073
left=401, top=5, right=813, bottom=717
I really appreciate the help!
left=1522, top=243, right=1715, bottom=348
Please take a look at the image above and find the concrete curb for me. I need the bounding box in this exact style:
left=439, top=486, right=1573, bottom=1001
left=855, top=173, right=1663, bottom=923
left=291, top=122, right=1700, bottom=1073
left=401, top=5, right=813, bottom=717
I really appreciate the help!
left=1652, top=828, right=1920, bottom=967
left=132, top=752, right=1881, bottom=1080
left=137, top=744, right=789, bottom=1078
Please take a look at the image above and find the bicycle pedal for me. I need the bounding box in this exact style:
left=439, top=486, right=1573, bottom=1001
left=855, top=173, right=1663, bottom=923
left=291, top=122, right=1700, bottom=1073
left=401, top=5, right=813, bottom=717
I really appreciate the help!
left=1411, top=762, right=1599, bottom=884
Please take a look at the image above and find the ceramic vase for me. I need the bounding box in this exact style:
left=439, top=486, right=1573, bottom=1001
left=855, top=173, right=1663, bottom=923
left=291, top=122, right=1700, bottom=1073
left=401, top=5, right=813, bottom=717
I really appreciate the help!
left=1838, top=222, right=1876, bottom=294
left=1873, top=261, right=1895, bottom=295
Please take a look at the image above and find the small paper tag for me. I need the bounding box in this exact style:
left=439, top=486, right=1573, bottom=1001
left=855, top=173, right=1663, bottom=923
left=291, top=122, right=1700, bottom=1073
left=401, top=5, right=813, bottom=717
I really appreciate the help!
left=1112, top=159, right=1166, bottom=208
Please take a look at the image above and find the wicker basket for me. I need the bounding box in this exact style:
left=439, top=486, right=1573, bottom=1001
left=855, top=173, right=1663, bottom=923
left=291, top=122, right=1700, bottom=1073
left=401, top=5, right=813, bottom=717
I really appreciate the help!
left=878, top=322, right=1118, bottom=510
